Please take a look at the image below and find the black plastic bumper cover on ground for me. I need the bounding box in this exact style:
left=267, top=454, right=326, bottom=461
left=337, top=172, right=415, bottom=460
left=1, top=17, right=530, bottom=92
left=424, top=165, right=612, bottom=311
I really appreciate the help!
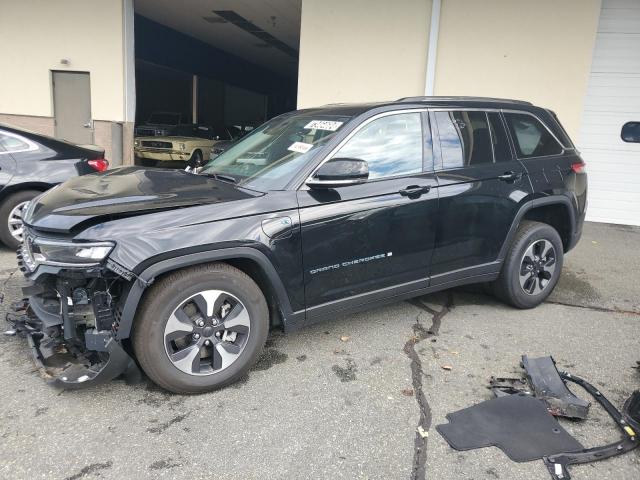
left=436, top=394, right=584, bottom=462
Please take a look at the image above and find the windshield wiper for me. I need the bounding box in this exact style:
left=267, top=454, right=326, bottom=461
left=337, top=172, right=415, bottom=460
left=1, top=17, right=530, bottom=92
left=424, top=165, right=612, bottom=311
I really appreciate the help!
left=202, top=172, right=237, bottom=184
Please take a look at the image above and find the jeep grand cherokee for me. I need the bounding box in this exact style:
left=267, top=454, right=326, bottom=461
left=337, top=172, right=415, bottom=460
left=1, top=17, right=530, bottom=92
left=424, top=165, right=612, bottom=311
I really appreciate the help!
left=10, top=97, right=587, bottom=393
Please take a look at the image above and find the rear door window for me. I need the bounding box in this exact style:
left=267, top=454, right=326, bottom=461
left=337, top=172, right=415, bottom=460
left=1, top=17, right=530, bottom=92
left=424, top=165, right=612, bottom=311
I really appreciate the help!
left=503, top=112, right=563, bottom=158
left=434, top=111, right=493, bottom=169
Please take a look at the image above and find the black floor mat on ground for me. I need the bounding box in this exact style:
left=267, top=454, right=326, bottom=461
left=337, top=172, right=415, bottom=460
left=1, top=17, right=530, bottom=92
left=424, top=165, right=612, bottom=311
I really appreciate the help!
left=436, top=394, right=584, bottom=462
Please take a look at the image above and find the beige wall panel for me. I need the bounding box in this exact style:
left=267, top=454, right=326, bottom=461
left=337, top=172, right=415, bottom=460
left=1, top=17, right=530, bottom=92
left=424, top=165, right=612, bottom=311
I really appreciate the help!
left=93, top=121, right=114, bottom=165
left=0, top=0, right=125, bottom=122
left=433, top=0, right=601, bottom=139
left=0, top=114, right=55, bottom=137
left=297, top=0, right=431, bottom=108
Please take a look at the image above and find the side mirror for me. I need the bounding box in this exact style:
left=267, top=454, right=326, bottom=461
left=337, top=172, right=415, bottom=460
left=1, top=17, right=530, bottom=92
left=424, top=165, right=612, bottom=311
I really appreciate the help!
left=306, top=158, right=369, bottom=189
left=621, top=122, right=640, bottom=143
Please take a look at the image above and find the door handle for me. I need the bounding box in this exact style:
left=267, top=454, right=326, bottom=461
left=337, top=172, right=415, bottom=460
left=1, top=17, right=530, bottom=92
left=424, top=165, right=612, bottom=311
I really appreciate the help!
left=399, top=185, right=431, bottom=198
left=497, top=171, right=522, bottom=182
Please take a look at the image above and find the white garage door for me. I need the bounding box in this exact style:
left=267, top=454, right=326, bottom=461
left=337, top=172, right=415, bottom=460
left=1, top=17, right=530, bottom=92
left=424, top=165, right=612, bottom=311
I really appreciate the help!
left=579, top=0, right=640, bottom=226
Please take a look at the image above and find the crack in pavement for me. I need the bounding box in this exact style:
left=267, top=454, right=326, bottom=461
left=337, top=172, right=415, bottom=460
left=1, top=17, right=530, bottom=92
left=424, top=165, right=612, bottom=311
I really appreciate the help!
left=0, top=267, right=19, bottom=306
left=545, top=300, right=640, bottom=316
left=404, top=292, right=454, bottom=480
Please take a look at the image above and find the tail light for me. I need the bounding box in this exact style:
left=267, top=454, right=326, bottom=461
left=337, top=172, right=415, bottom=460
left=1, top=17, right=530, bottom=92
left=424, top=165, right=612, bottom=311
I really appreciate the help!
left=88, top=158, right=109, bottom=172
left=571, top=161, right=586, bottom=174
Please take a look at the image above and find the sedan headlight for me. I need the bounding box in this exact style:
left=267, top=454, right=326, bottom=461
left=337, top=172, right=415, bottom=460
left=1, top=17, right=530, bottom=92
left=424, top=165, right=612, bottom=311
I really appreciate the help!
left=27, top=238, right=115, bottom=268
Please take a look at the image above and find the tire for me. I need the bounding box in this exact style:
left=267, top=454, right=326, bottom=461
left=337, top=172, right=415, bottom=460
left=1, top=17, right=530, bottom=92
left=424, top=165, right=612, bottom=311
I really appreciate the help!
left=132, top=262, right=269, bottom=394
left=493, top=221, right=564, bottom=309
left=0, top=190, right=40, bottom=249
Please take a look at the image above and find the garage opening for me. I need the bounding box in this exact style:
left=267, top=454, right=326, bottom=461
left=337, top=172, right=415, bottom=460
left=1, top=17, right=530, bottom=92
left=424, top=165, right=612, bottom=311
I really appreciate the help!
left=132, top=0, right=301, bottom=167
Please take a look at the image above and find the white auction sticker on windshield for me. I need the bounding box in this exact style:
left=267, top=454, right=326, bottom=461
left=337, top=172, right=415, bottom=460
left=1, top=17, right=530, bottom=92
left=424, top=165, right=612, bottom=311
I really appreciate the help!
left=288, top=142, right=313, bottom=154
left=304, top=120, right=343, bottom=131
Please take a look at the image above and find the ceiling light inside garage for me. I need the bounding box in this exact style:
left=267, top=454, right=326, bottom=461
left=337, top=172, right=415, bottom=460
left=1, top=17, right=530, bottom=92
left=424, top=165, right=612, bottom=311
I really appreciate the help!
left=211, top=10, right=298, bottom=59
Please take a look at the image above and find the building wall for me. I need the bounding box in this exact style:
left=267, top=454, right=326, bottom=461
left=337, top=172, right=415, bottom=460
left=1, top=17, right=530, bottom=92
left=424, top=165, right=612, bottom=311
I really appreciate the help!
left=0, top=0, right=131, bottom=164
left=297, top=0, right=601, bottom=141
left=434, top=0, right=601, bottom=140
left=297, top=0, right=432, bottom=108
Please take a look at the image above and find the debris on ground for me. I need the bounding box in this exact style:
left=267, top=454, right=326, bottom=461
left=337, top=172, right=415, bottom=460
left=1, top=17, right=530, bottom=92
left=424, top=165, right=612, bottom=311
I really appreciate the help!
left=437, top=355, right=640, bottom=480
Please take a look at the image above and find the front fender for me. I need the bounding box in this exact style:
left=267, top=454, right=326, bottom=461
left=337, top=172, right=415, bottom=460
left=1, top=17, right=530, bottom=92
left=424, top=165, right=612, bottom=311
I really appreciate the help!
left=116, top=246, right=301, bottom=340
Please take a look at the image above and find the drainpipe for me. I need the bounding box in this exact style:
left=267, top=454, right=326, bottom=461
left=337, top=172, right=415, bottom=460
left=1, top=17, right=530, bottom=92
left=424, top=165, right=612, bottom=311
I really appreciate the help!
left=192, top=75, right=198, bottom=124
left=424, top=0, right=441, bottom=96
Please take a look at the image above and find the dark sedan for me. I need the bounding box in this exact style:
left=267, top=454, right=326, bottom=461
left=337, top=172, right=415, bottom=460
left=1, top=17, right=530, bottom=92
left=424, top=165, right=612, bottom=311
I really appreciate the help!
left=0, top=125, right=109, bottom=248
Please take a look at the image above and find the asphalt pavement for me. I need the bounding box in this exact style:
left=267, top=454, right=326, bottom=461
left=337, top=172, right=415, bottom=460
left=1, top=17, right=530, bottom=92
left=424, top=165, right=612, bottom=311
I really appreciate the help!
left=0, top=221, right=638, bottom=480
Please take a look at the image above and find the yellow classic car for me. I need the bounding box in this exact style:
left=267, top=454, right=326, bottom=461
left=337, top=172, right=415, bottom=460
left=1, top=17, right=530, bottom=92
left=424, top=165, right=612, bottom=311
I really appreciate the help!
left=134, top=125, right=236, bottom=166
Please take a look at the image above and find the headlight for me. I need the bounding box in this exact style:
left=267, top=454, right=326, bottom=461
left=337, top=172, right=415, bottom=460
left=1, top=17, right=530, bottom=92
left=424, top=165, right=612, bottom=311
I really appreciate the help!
left=178, top=143, right=186, bottom=151
left=28, top=238, right=115, bottom=268
left=134, top=139, right=140, bottom=147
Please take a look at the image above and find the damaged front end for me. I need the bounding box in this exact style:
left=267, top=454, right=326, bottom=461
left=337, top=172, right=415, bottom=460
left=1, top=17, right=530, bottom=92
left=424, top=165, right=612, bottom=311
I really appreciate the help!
left=6, top=231, right=140, bottom=389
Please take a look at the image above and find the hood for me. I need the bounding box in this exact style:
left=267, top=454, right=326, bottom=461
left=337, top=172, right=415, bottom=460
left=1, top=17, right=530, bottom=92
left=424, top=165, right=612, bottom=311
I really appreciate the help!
left=26, top=167, right=260, bottom=233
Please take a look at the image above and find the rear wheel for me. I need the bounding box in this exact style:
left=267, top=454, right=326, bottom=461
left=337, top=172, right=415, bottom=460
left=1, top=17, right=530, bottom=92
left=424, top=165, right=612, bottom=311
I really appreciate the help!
left=132, top=262, right=269, bottom=393
left=494, top=221, right=563, bottom=309
left=0, top=190, right=40, bottom=249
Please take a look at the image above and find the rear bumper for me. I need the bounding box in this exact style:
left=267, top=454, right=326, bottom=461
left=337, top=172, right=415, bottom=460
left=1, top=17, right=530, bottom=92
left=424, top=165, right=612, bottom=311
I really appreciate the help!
left=566, top=209, right=586, bottom=252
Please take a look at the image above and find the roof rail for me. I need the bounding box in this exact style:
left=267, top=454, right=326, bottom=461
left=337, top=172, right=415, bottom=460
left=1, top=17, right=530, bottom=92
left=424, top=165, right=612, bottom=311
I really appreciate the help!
left=395, top=96, right=533, bottom=105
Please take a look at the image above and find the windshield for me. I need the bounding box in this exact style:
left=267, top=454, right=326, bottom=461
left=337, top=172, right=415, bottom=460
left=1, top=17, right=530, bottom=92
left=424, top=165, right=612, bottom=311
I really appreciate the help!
left=148, top=112, right=181, bottom=125
left=202, top=112, right=351, bottom=190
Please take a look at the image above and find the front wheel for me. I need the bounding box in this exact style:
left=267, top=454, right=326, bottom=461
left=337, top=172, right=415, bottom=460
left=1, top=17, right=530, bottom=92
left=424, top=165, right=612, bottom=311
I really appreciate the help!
left=493, top=221, right=564, bottom=309
left=132, top=263, right=269, bottom=393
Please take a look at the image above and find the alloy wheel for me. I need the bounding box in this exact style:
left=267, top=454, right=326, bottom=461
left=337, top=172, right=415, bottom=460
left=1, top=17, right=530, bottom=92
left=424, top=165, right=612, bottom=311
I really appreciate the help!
left=8, top=201, right=29, bottom=243
left=519, top=239, right=557, bottom=295
left=163, top=290, right=250, bottom=375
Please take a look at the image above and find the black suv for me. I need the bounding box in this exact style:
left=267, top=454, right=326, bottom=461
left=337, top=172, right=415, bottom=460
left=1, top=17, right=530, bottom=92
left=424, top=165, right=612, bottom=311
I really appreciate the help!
left=11, top=97, right=587, bottom=393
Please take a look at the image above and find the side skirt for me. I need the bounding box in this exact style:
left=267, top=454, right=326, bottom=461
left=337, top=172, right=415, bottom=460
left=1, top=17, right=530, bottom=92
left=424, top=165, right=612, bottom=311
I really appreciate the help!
left=299, top=265, right=500, bottom=330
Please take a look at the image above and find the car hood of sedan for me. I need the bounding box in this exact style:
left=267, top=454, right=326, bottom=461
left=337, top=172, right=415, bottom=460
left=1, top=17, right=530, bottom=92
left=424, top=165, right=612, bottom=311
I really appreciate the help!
left=25, top=166, right=260, bottom=233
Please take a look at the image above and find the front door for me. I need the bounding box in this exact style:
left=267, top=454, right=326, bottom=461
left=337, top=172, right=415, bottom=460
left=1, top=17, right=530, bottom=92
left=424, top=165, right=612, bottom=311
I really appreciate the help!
left=52, top=71, right=93, bottom=144
left=430, top=109, right=532, bottom=280
left=297, top=111, right=439, bottom=321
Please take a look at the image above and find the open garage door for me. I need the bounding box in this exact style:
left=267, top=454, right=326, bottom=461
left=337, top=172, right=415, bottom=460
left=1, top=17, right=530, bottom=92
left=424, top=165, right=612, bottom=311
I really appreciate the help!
left=579, top=0, right=640, bottom=226
left=133, top=0, right=300, bottom=166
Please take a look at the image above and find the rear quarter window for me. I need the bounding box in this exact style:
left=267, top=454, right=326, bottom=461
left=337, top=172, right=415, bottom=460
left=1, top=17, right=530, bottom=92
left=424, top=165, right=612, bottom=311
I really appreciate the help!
left=0, top=131, right=38, bottom=154
left=503, top=112, right=564, bottom=159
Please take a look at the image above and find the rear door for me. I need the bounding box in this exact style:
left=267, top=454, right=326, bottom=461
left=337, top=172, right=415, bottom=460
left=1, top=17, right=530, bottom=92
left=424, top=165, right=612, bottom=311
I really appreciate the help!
left=430, top=109, right=532, bottom=282
left=297, top=111, right=439, bottom=319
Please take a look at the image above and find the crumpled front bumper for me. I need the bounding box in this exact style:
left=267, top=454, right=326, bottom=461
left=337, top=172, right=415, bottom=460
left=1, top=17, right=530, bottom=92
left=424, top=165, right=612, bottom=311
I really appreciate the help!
left=7, top=298, right=138, bottom=389
left=6, top=263, right=140, bottom=389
